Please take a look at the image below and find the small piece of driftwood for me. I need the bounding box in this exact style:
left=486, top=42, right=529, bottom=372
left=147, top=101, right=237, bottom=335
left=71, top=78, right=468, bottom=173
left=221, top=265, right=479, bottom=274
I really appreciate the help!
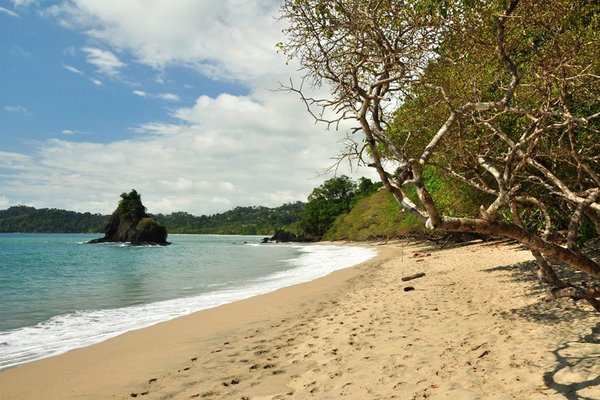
left=401, top=272, right=426, bottom=282
left=403, top=286, right=415, bottom=292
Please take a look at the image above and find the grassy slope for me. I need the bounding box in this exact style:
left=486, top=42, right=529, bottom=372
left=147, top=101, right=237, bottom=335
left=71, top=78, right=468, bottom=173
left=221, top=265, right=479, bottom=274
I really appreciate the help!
left=323, top=190, right=424, bottom=241
left=324, top=169, right=489, bottom=241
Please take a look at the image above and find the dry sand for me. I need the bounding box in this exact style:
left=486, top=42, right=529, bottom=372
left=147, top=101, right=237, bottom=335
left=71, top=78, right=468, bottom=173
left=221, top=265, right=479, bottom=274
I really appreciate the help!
left=1, top=240, right=599, bottom=399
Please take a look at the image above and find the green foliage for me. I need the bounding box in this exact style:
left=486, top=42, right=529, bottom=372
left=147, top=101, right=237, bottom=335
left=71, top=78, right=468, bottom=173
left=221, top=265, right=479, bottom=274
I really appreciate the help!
left=380, top=1, right=599, bottom=241
left=135, top=217, right=168, bottom=242
left=422, top=167, right=489, bottom=218
left=0, top=203, right=306, bottom=235
left=325, top=170, right=483, bottom=240
left=136, top=217, right=162, bottom=231
left=283, top=0, right=600, bottom=258
left=300, top=176, right=380, bottom=240
left=116, top=189, right=147, bottom=221
left=301, top=176, right=355, bottom=239
left=353, top=177, right=383, bottom=207
left=153, top=202, right=306, bottom=235
left=0, top=206, right=106, bottom=233
left=325, top=190, right=424, bottom=241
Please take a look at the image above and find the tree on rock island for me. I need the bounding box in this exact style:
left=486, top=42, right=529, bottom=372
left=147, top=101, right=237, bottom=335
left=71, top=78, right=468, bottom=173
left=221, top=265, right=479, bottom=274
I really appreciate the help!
left=280, top=0, right=600, bottom=310
left=89, top=189, right=170, bottom=246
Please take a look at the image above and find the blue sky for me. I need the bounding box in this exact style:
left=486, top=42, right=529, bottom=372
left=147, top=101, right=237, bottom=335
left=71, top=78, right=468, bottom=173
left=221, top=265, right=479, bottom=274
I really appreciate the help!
left=0, top=0, right=375, bottom=215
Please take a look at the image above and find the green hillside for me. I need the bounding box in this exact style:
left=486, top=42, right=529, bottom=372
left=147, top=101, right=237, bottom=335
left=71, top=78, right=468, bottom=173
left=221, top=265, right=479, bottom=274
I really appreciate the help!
left=153, top=202, right=305, bottom=235
left=0, top=173, right=486, bottom=239
left=323, top=169, right=490, bottom=241
left=0, top=203, right=305, bottom=235
left=323, top=190, right=424, bottom=241
left=0, top=206, right=106, bottom=233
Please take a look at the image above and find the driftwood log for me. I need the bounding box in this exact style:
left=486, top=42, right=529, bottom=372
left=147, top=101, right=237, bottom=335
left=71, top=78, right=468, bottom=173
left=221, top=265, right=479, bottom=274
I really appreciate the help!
left=401, top=272, right=426, bottom=282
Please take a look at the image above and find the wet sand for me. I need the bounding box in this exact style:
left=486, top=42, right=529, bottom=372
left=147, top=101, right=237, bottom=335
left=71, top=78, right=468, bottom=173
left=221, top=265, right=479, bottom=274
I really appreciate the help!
left=1, top=240, right=598, bottom=399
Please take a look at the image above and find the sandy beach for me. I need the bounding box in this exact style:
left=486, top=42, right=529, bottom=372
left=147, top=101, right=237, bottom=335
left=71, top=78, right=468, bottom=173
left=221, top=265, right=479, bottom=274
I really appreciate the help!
left=1, top=240, right=599, bottom=399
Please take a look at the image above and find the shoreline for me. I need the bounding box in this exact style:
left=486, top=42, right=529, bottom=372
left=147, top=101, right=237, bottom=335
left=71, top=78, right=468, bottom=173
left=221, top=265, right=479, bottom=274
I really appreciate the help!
left=0, top=242, right=388, bottom=400
left=1, top=240, right=599, bottom=399
left=0, top=240, right=376, bottom=371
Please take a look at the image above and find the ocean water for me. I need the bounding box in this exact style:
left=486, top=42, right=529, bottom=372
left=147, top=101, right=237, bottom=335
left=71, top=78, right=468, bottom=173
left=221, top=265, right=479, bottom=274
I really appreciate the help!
left=0, top=233, right=376, bottom=370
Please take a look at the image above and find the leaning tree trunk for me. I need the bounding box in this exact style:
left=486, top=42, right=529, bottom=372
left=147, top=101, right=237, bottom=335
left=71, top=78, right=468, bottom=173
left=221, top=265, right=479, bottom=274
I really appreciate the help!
left=280, top=0, right=600, bottom=311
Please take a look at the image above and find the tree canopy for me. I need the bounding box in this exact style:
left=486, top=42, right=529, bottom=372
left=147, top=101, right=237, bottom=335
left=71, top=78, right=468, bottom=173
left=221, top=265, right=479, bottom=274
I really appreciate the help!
left=301, top=175, right=381, bottom=239
left=0, top=206, right=106, bottom=233
left=0, top=203, right=306, bottom=236
left=281, top=0, right=600, bottom=309
left=116, top=189, right=147, bottom=221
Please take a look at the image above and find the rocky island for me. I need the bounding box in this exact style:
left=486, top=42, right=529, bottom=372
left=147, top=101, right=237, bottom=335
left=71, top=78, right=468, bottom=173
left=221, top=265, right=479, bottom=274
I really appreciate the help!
left=89, top=190, right=170, bottom=246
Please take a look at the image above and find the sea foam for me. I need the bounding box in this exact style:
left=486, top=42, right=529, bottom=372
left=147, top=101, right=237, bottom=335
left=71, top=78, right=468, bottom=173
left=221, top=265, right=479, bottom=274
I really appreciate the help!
left=0, top=244, right=376, bottom=370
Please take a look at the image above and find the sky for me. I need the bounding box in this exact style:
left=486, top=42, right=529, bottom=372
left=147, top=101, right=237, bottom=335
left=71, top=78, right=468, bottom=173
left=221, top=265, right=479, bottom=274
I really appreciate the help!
left=0, top=0, right=375, bottom=216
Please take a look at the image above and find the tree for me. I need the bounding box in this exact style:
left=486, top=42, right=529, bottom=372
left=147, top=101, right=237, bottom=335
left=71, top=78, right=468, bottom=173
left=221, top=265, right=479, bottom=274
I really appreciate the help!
left=281, top=0, right=600, bottom=309
left=116, top=189, right=147, bottom=221
left=355, top=177, right=381, bottom=198
left=301, top=175, right=357, bottom=239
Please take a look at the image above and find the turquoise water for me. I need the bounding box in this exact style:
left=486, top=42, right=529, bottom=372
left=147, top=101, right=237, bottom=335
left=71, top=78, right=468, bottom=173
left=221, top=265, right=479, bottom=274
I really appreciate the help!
left=0, top=233, right=376, bottom=369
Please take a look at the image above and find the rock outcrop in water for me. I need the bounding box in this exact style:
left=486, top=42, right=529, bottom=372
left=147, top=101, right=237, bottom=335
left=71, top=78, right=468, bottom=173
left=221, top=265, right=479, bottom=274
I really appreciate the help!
left=89, top=190, right=170, bottom=246
left=261, top=229, right=313, bottom=243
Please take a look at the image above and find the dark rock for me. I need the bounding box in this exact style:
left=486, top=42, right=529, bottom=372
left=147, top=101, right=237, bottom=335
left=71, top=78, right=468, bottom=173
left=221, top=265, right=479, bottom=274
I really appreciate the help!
left=261, top=229, right=313, bottom=243
left=88, top=190, right=170, bottom=246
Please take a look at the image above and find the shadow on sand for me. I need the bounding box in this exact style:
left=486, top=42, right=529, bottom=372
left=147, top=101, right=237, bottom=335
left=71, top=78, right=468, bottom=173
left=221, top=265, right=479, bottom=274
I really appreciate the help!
left=542, top=324, right=600, bottom=400
left=483, top=253, right=600, bottom=400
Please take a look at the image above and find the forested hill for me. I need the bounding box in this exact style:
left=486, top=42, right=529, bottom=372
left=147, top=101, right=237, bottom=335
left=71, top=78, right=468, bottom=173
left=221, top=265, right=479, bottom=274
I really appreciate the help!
left=153, top=202, right=304, bottom=235
left=0, top=206, right=106, bottom=233
left=0, top=177, right=388, bottom=237
left=0, top=203, right=305, bottom=235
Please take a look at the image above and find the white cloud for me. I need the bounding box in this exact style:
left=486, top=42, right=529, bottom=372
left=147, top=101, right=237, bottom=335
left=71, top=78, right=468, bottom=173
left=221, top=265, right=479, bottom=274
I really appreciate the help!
left=63, top=64, right=83, bottom=74
left=0, top=195, right=11, bottom=209
left=63, top=46, right=76, bottom=56
left=0, top=150, right=32, bottom=168
left=10, top=0, right=39, bottom=6
left=132, top=91, right=180, bottom=102
left=46, top=0, right=285, bottom=82
left=0, top=6, right=19, bottom=17
left=132, top=122, right=180, bottom=136
left=0, top=90, right=377, bottom=215
left=81, top=47, right=125, bottom=77
left=90, top=78, right=103, bottom=86
left=157, top=93, right=180, bottom=102
left=0, top=1, right=380, bottom=215
left=61, top=129, right=86, bottom=136
left=4, top=105, right=30, bottom=115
